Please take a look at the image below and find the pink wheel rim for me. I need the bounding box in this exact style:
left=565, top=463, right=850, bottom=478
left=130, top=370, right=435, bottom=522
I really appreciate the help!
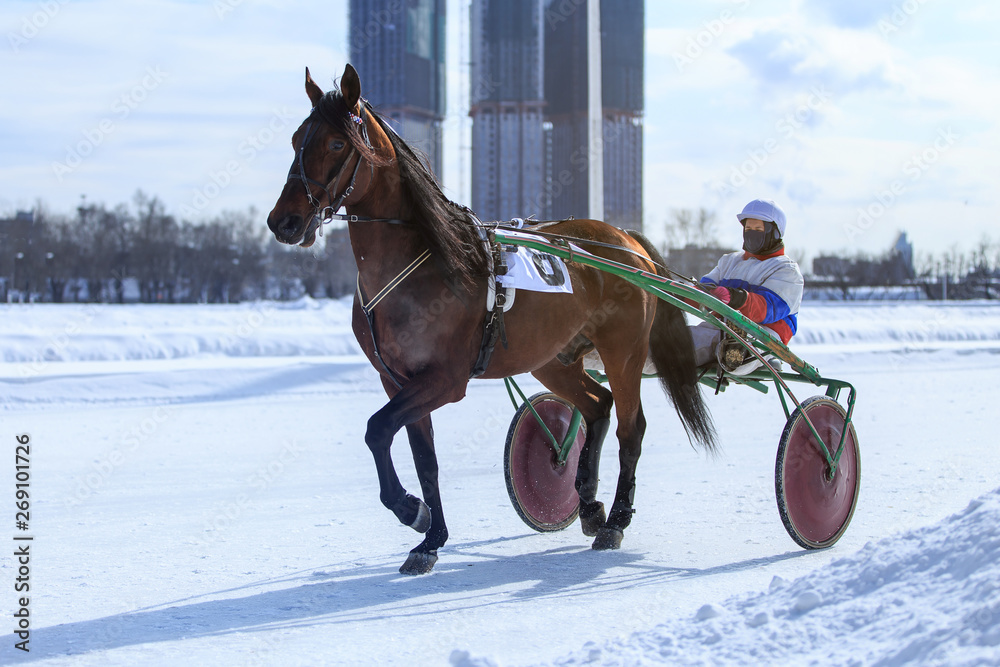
left=508, top=398, right=585, bottom=528
left=781, top=400, right=859, bottom=546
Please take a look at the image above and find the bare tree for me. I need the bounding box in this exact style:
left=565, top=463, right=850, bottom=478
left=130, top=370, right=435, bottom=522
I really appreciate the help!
left=694, top=208, right=719, bottom=246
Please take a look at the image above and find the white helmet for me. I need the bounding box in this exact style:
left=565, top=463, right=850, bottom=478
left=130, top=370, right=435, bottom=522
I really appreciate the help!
left=737, top=199, right=786, bottom=237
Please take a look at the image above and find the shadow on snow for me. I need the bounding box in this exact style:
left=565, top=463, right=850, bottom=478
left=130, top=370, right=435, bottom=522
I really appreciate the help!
left=4, top=535, right=809, bottom=662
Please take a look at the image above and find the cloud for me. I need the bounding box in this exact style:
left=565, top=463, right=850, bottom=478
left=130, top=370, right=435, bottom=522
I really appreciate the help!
left=725, top=25, right=904, bottom=101
left=785, top=178, right=822, bottom=205
left=800, top=0, right=900, bottom=29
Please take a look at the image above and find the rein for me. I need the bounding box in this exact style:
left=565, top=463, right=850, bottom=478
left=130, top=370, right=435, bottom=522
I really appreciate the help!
left=288, top=98, right=425, bottom=387
left=492, top=224, right=699, bottom=285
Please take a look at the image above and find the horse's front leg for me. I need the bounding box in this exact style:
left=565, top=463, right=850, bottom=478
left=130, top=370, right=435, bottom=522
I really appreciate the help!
left=401, top=415, right=448, bottom=574
left=366, top=373, right=465, bottom=575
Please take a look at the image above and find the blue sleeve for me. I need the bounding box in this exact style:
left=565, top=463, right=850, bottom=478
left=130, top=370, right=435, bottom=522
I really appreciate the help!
left=717, top=279, right=792, bottom=323
left=751, top=285, right=792, bottom=323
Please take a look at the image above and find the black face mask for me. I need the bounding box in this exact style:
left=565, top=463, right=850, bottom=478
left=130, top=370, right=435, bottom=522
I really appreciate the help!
left=743, top=222, right=782, bottom=255
left=743, top=229, right=768, bottom=254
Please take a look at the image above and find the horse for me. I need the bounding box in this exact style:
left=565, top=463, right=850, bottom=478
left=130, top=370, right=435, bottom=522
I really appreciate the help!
left=266, top=64, right=717, bottom=575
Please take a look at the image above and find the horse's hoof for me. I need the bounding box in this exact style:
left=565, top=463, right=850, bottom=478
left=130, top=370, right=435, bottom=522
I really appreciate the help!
left=399, top=550, right=438, bottom=575
left=409, top=497, right=432, bottom=533
left=592, top=527, right=623, bottom=551
left=579, top=501, right=606, bottom=537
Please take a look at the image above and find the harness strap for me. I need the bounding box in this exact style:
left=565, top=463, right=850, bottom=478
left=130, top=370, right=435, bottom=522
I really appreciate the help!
left=470, top=307, right=507, bottom=379
left=289, top=99, right=380, bottom=234
left=327, top=213, right=411, bottom=226
left=358, top=249, right=432, bottom=314
left=470, top=239, right=509, bottom=378
left=494, top=225, right=696, bottom=282
left=356, top=249, right=433, bottom=390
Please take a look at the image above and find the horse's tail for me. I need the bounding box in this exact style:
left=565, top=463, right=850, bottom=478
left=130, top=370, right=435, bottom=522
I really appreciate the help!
left=627, top=230, right=718, bottom=454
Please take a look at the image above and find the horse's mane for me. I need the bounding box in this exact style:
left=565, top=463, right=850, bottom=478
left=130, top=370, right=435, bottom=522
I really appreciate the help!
left=314, top=90, right=489, bottom=291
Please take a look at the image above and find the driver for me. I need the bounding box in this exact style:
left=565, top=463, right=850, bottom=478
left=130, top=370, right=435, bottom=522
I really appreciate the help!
left=691, top=198, right=804, bottom=374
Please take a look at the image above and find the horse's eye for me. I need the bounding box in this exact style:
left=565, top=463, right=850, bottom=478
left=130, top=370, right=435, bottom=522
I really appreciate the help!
left=330, top=140, right=346, bottom=151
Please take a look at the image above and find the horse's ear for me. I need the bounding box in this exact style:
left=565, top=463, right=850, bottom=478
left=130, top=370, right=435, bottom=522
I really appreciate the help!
left=341, top=63, right=361, bottom=110
left=305, top=67, right=324, bottom=108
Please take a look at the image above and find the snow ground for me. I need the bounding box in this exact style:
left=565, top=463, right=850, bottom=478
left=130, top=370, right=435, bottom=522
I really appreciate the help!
left=1, top=300, right=999, bottom=666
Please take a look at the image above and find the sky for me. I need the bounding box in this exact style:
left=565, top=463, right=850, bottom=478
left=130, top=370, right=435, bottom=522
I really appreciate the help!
left=1, top=0, right=998, bottom=267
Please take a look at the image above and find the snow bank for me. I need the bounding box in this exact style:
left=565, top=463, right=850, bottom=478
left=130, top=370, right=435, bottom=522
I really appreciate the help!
left=0, top=296, right=362, bottom=365
left=794, top=301, right=1000, bottom=350
left=475, top=488, right=1000, bottom=666
left=1, top=300, right=999, bottom=367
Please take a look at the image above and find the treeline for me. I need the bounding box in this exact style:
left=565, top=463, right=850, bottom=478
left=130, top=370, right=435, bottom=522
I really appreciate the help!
left=811, top=239, right=1000, bottom=299
left=0, top=192, right=357, bottom=303
left=662, top=208, right=1000, bottom=300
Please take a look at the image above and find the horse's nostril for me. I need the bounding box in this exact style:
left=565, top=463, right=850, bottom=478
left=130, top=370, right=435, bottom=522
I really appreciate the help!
left=273, top=215, right=303, bottom=242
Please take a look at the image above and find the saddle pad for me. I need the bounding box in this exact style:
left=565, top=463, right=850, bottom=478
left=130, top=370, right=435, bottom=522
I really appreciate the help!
left=496, top=231, right=575, bottom=295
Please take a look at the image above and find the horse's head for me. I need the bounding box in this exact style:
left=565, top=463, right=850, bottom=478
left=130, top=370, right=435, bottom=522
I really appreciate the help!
left=267, top=64, right=390, bottom=247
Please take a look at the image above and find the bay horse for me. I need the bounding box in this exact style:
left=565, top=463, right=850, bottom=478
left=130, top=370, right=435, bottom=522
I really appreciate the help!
left=267, top=64, right=716, bottom=575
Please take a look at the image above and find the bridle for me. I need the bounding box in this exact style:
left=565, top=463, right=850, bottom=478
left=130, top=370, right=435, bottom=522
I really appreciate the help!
left=286, top=101, right=374, bottom=234
left=284, top=97, right=418, bottom=388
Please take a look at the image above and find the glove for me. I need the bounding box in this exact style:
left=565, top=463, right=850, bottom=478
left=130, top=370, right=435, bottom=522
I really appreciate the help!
left=708, top=285, right=731, bottom=304
left=709, top=285, right=749, bottom=310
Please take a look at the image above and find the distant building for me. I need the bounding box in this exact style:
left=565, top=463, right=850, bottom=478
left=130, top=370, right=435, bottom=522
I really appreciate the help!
left=892, top=231, right=915, bottom=280
left=543, top=0, right=644, bottom=230
left=469, top=0, right=546, bottom=222
left=812, top=231, right=916, bottom=286
left=667, top=244, right=736, bottom=282
left=349, top=0, right=447, bottom=177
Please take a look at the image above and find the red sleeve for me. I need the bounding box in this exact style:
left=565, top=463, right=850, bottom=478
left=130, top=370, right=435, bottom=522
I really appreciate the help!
left=738, top=292, right=794, bottom=344
left=766, top=320, right=794, bottom=344
left=737, top=292, right=768, bottom=323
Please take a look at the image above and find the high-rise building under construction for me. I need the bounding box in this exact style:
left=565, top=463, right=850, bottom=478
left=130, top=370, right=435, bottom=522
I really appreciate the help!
left=349, top=0, right=447, bottom=177
left=470, top=0, right=644, bottom=229
left=469, top=0, right=546, bottom=222
left=544, top=0, right=644, bottom=231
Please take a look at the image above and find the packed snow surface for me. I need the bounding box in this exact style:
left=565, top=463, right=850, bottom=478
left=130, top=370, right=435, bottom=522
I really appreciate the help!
left=529, top=491, right=1000, bottom=666
left=1, top=299, right=999, bottom=665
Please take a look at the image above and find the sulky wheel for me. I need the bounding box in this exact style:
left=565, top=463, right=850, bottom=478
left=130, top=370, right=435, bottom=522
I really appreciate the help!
left=504, top=392, right=587, bottom=532
left=776, top=395, right=861, bottom=550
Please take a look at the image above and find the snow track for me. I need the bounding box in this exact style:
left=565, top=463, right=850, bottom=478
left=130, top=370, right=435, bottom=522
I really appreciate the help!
left=1, top=300, right=999, bottom=665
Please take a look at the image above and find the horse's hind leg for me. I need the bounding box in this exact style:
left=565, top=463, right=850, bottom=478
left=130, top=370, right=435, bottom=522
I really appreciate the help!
left=588, top=345, right=648, bottom=551
left=531, top=360, right=614, bottom=537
